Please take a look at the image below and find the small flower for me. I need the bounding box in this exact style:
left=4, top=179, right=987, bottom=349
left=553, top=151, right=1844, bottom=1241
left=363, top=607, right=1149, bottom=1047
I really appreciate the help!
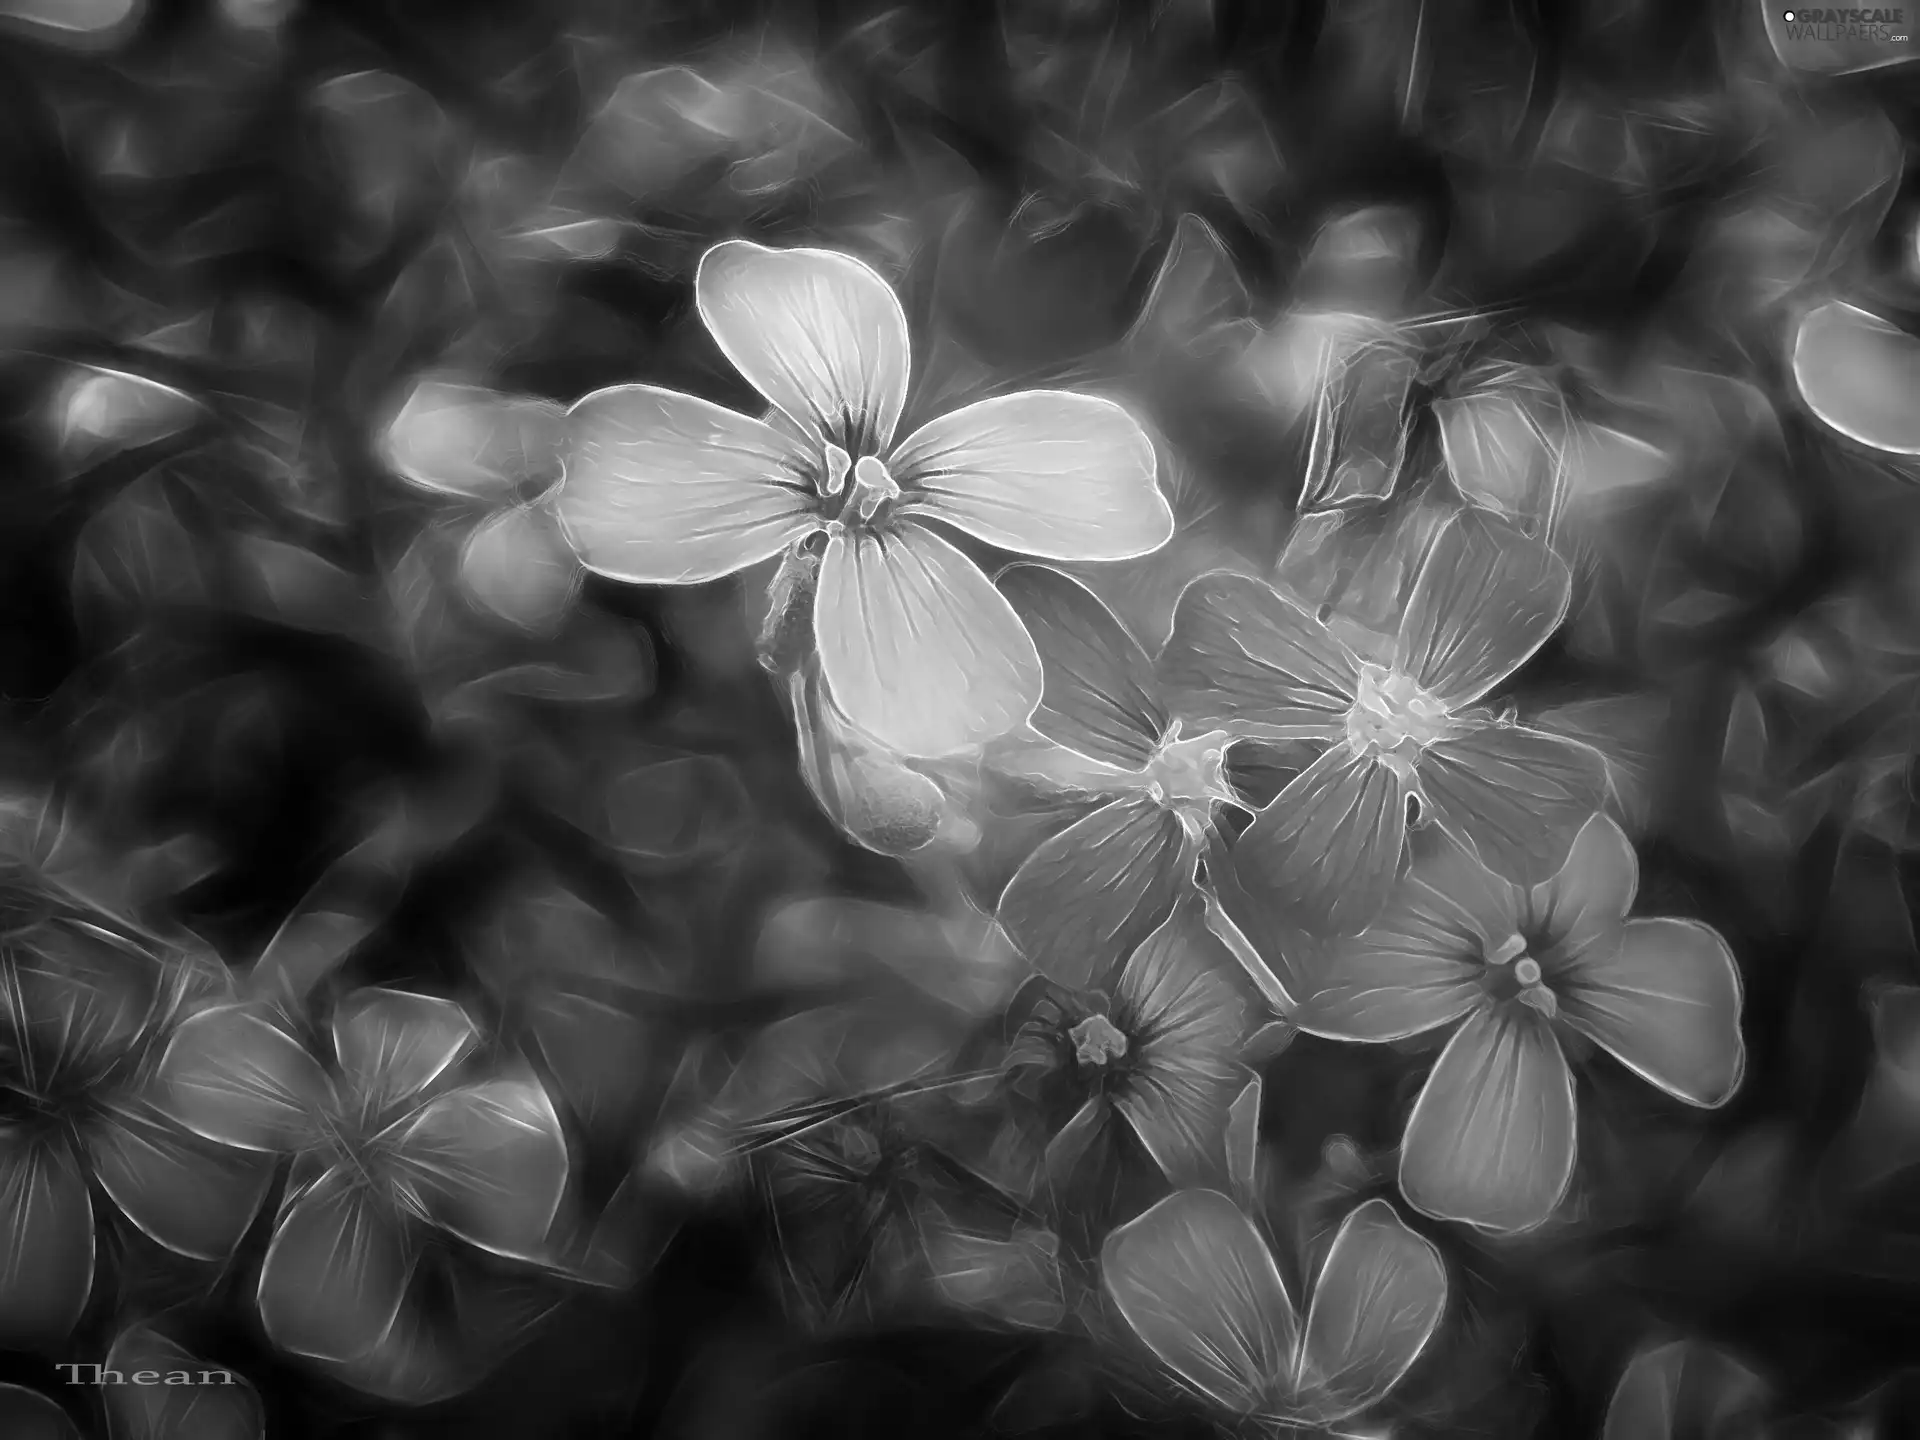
left=151, top=988, right=568, bottom=1369
left=1102, top=1188, right=1447, bottom=1430
left=553, top=240, right=1174, bottom=757
left=0, top=900, right=273, bottom=1348
left=989, top=564, right=1252, bottom=990
left=1291, top=815, right=1746, bottom=1234
left=1164, top=506, right=1609, bottom=936
left=1007, top=902, right=1249, bottom=1185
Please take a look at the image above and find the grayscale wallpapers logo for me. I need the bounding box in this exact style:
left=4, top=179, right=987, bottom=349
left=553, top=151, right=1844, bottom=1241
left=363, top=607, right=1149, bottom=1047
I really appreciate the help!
left=1779, top=7, right=1909, bottom=39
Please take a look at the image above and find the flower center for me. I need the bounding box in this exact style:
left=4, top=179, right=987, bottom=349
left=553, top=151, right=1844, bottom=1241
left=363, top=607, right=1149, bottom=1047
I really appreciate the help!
left=1482, top=932, right=1558, bottom=1018
left=1344, top=665, right=1455, bottom=768
left=1143, top=723, right=1238, bottom=812
left=1069, top=1014, right=1130, bottom=1068
left=817, top=443, right=901, bottom=531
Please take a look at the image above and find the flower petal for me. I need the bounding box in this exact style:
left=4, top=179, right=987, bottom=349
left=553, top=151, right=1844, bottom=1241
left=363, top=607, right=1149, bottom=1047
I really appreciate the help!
left=379, top=379, right=563, bottom=503
left=696, top=239, right=911, bottom=453
left=152, top=1003, right=333, bottom=1153
left=1529, top=813, right=1639, bottom=966
left=1234, top=747, right=1407, bottom=938
left=1297, top=1198, right=1448, bottom=1424
left=1292, top=832, right=1508, bottom=1042
left=1399, top=1005, right=1576, bottom=1233
left=1159, top=572, right=1359, bottom=741
left=791, top=667, right=949, bottom=856
left=331, top=989, right=478, bottom=1124
left=1791, top=299, right=1920, bottom=456
left=85, top=1097, right=273, bottom=1262
left=258, top=1175, right=411, bottom=1363
left=554, top=383, right=818, bottom=585
left=1417, top=722, right=1608, bottom=890
left=815, top=521, right=1042, bottom=757
left=457, top=503, right=580, bottom=634
left=1601, top=1339, right=1769, bottom=1440
left=998, top=563, right=1168, bottom=769
left=890, top=391, right=1171, bottom=562
left=0, top=1130, right=93, bottom=1346
left=1290, top=902, right=1497, bottom=1052
left=1394, top=509, right=1571, bottom=709
left=1101, top=1188, right=1298, bottom=1416
left=8, top=920, right=158, bottom=1088
left=103, top=1322, right=264, bottom=1440
left=390, top=1078, right=570, bottom=1262
left=1112, top=905, right=1249, bottom=1182
left=1556, top=918, right=1745, bottom=1108
left=1209, top=835, right=1327, bottom=1011
left=996, top=794, right=1191, bottom=991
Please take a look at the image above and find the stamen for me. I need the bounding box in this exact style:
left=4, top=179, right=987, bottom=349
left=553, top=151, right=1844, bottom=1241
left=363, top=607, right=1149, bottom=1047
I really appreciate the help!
left=850, top=454, right=900, bottom=523
left=1487, top=934, right=1527, bottom=966
left=820, top=442, right=851, bottom=497
left=1069, top=1014, right=1130, bottom=1067
left=1143, top=725, right=1237, bottom=811
left=1518, top=985, right=1559, bottom=1021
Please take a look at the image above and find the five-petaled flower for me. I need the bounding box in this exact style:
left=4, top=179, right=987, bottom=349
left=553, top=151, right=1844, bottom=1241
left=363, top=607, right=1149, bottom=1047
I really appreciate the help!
left=0, top=898, right=273, bottom=1348
left=151, top=987, right=569, bottom=1368
left=1103, top=1188, right=1447, bottom=1430
left=1005, top=901, right=1250, bottom=1184
left=552, top=240, right=1175, bottom=758
left=990, top=564, right=1253, bottom=989
left=1291, top=814, right=1746, bottom=1234
left=1163, top=506, right=1609, bottom=936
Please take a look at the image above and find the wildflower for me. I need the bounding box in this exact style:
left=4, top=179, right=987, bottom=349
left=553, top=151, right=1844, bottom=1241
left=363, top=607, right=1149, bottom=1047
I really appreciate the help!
left=1291, top=815, right=1745, bottom=1234
left=151, top=987, right=568, bottom=1368
left=0, top=896, right=272, bottom=1348
left=1164, top=506, right=1609, bottom=936
left=554, top=240, right=1173, bottom=757
left=990, top=564, right=1252, bottom=990
left=1006, top=902, right=1249, bottom=1185
left=1102, top=1188, right=1446, bottom=1430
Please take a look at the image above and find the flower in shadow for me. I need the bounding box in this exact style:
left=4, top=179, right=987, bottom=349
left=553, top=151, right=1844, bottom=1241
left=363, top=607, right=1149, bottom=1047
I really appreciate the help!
left=986, top=563, right=1265, bottom=991
left=150, top=987, right=568, bottom=1380
left=0, top=891, right=273, bottom=1349
left=1291, top=814, right=1745, bottom=1234
left=1163, top=506, right=1608, bottom=937
left=1102, top=1188, right=1447, bottom=1431
left=1006, top=901, right=1250, bottom=1189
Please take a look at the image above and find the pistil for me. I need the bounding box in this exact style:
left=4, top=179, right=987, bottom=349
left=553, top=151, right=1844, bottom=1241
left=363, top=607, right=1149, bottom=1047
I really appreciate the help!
left=1487, top=933, right=1527, bottom=966
left=1144, top=722, right=1238, bottom=810
left=820, top=442, right=851, bottom=497
left=849, top=454, right=900, bottom=523
left=1344, top=665, right=1456, bottom=765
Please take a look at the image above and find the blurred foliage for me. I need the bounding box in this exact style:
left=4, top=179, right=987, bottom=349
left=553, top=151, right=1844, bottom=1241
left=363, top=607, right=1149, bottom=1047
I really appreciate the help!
left=0, top=1, right=1917, bottom=1438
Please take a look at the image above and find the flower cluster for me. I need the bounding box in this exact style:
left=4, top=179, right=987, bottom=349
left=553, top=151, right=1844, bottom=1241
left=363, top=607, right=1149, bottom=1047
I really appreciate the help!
left=515, top=237, right=1758, bottom=1429
left=151, top=988, right=570, bottom=1399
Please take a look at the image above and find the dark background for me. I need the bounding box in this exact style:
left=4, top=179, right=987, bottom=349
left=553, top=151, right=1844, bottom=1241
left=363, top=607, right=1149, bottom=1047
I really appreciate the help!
left=3, top=0, right=1920, bottom=1435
